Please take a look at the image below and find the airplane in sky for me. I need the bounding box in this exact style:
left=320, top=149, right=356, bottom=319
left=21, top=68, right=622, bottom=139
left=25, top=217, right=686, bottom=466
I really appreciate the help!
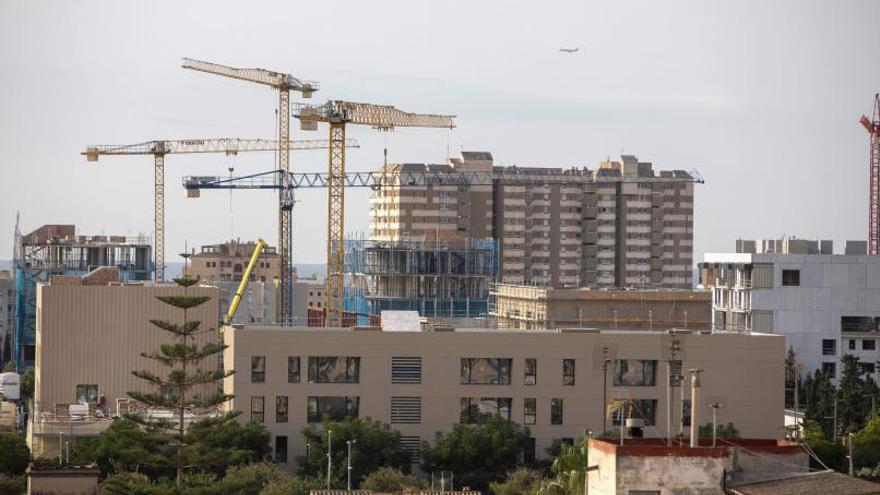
left=559, top=47, right=579, bottom=53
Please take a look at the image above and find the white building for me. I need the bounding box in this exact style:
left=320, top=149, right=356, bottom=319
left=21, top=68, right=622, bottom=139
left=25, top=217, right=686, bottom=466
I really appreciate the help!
left=698, top=239, right=880, bottom=381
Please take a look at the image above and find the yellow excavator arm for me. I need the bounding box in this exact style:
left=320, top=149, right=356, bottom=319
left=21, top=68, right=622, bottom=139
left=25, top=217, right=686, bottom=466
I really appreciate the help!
left=222, top=238, right=268, bottom=325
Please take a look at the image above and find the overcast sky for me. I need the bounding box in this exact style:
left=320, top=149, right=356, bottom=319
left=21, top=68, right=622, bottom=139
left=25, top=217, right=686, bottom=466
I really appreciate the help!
left=1, top=0, right=878, bottom=264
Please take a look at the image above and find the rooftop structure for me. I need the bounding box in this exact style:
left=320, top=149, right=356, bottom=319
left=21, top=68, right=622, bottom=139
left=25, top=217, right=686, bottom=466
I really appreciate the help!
left=14, top=224, right=152, bottom=370
left=370, top=153, right=695, bottom=289
left=222, top=324, right=783, bottom=470
left=489, top=283, right=711, bottom=330
left=699, top=238, right=880, bottom=381
left=189, top=238, right=280, bottom=284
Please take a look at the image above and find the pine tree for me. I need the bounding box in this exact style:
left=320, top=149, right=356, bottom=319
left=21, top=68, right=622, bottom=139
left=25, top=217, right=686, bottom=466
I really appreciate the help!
left=784, top=346, right=802, bottom=409
left=127, top=252, right=234, bottom=488
left=837, top=354, right=869, bottom=435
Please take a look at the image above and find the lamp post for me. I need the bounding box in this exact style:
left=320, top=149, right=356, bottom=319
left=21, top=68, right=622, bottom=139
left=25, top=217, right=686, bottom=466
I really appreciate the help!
left=326, top=430, right=332, bottom=490
left=710, top=402, right=720, bottom=447
left=347, top=439, right=357, bottom=490
left=601, top=346, right=610, bottom=436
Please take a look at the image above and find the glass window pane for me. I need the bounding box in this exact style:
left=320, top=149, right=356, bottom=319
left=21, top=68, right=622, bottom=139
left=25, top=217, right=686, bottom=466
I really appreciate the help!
left=524, top=359, right=537, bottom=385
left=288, top=357, right=300, bottom=383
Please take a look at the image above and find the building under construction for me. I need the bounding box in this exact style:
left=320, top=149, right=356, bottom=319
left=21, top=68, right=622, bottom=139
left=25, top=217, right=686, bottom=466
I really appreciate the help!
left=13, top=224, right=152, bottom=370
left=489, top=283, right=710, bottom=330
left=344, top=234, right=497, bottom=323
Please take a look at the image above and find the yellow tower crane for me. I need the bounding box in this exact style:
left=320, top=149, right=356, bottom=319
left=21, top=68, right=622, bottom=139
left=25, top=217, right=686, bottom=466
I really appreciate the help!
left=295, top=100, right=456, bottom=326
left=81, top=137, right=354, bottom=283
left=222, top=238, right=268, bottom=326
left=181, top=58, right=318, bottom=323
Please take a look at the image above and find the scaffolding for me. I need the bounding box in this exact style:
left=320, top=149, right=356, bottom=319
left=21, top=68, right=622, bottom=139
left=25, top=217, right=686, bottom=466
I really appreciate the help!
left=344, top=238, right=498, bottom=325
left=13, top=225, right=152, bottom=370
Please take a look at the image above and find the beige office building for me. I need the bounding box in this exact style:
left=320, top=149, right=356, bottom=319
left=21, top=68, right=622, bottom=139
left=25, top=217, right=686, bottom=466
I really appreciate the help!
left=223, top=325, right=783, bottom=468
left=370, top=153, right=695, bottom=289
left=32, top=278, right=219, bottom=457
left=490, top=284, right=711, bottom=330
left=189, top=239, right=280, bottom=284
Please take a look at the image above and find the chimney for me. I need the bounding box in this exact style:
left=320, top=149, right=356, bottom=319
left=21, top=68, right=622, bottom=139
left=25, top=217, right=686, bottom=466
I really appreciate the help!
left=689, top=369, right=703, bottom=448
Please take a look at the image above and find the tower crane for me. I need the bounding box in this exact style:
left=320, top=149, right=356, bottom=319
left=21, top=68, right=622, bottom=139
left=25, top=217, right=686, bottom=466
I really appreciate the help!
left=294, top=100, right=456, bottom=326
left=861, top=93, right=880, bottom=255
left=82, top=137, right=356, bottom=283
left=182, top=168, right=704, bottom=326
left=182, top=58, right=318, bottom=324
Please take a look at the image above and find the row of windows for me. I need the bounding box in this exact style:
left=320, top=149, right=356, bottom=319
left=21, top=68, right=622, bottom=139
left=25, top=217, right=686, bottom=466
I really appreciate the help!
left=822, top=361, right=876, bottom=378
left=252, top=355, right=658, bottom=387
left=824, top=339, right=878, bottom=355
left=250, top=395, right=661, bottom=427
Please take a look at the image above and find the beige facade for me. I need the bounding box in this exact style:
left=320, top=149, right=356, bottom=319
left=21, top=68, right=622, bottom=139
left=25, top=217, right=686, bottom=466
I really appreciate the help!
left=370, top=153, right=694, bottom=289
left=189, top=239, right=280, bottom=284
left=490, top=284, right=711, bottom=330
left=223, top=326, right=783, bottom=469
left=33, top=281, right=219, bottom=457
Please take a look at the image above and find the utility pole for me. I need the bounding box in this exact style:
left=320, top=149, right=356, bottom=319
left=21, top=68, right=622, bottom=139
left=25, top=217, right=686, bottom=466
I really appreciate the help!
left=689, top=369, right=703, bottom=448
left=347, top=439, right=356, bottom=490
left=601, top=346, right=610, bottom=436
left=710, top=402, right=720, bottom=447
left=848, top=433, right=854, bottom=476
left=793, top=361, right=801, bottom=439
left=666, top=336, right=680, bottom=446
left=326, top=429, right=333, bottom=490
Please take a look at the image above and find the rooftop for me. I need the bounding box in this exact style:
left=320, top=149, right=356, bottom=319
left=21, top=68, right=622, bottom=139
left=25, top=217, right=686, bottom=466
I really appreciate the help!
left=729, top=470, right=880, bottom=495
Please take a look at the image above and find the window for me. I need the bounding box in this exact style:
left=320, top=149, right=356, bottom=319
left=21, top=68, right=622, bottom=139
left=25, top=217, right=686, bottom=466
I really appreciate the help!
left=308, top=356, right=360, bottom=383
left=288, top=356, right=300, bottom=383
left=399, top=436, right=422, bottom=464
left=781, top=269, right=800, bottom=286
left=850, top=339, right=857, bottom=351
left=460, top=358, right=512, bottom=385
left=276, top=396, right=288, bottom=423
left=524, top=358, right=537, bottom=385
left=822, top=362, right=836, bottom=378
left=610, top=399, right=658, bottom=426
left=682, top=399, right=692, bottom=427
left=75, top=384, right=98, bottom=404
left=307, top=396, right=359, bottom=423
left=523, top=437, right=536, bottom=464
left=251, top=396, right=265, bottom=422
left=563, top=359, right=575, bottom=386
left=524, top=398, right=536, bottom=425
left=864, top=340, right=876, bottom=351
left=822, top=339, right=836, bottom=356
left=275, top=435, right=288, bottom=463
left=460, top=397, right=512, bottom=423
left=614, top=360, right=657, bottom=386
left=251, top=356, right=266, bottom=383
left=391, top=396, right=422, bottom=424
left=391, top=357, right=422, bottom=384
left=861, top=362, right=876, bottom=374
left=842, top=316, right=880, bottom=333
left=551, top=398, right=563, bottom=425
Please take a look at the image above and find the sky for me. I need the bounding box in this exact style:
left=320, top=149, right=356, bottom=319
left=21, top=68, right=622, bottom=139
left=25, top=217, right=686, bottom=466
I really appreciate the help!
left=1, top=0, right=878, bottom=264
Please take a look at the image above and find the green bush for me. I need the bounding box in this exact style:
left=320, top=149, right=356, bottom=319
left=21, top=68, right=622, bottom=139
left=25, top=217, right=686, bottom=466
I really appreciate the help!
left=360, top=467, right=419, bottom=492
left=0, top=474, right=26, bottom=495
left=0, top=433, right=30, bottom=476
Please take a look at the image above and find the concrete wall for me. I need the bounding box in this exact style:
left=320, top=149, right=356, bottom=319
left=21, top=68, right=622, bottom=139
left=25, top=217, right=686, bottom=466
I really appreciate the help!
left=224, top=327, right=784, bottom=470
left=35, top=283, right=219, bottom=410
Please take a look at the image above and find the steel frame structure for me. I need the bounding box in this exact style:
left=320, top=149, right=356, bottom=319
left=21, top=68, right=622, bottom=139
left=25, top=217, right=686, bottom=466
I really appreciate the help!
left=861, top=93, right=880, bottom=255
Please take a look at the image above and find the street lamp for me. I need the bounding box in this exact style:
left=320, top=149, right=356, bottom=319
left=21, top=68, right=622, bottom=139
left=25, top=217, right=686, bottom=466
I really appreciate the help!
left=347, top=439, right=357, bottom=490
left=326, top=430, right=333, bottom=490
left=710, top=402, right=721, bottom=447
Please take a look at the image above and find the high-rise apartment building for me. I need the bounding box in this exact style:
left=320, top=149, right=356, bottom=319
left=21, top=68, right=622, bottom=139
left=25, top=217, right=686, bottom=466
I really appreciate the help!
left=370, top=153, right=695, bottom=289
left=189, top=239, right=280, bottom=284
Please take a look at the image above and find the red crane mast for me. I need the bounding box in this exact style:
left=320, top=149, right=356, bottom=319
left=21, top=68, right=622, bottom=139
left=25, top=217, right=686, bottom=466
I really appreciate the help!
left=861, top=94, right=880, bottom=255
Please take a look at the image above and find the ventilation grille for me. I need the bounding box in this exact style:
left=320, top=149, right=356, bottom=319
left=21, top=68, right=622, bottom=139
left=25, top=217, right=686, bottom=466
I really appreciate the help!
left=391, top=396, right=422, bottom=424
left=391, top=357, right=422, bottom=384
left=399, top=435, right=421, bottom=464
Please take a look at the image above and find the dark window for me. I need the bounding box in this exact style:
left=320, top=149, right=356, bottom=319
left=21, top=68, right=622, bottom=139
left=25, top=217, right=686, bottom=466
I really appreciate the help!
left=275, top=435, right=288, bottom=463
left=822, top=362, right=836, bottom=377
left=460, top=358, right=512, bottom=385
left=524, top=358, right=537, bottom=385
left=781, top=269, right=800, bottom=286
left=75, top=384, right=98, bottom=404
left=563, top=359, right=575, bottom=386
left=460, top=397, right=512, bottom=423
left=523, top=437, right=536, bottom=464
left=524, top=398, right=536, bottom=425
left=862, top=362, right=876, bottom=374
left=399, top=436, right=422, bottom=464
left=614, top=360, right=657, bottom=386
left=864, top=340, right=876, bottom=351
left=850, top=339, right=857, bottom=351
left=251, top=396, right=265, bottom=422
left=251, top=356, right=266, bottom=383
left=307, top=396, right=359, bottom=423
left=610, top=399, right=658, bottom=426
left=276, top=396, right=288, bottom=423
left=391, top=357, right=422, bottom=384
left=288, top=357, right=300, bottom=383
left=308, top=356, right=360, bottom=383
left=822, top=339, right=836, bottom=356
left=551, top=398, right=563, bottom=425
left=842, top=317, right=880, bottom=333
left=682, top=399, right=692, bottom=427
